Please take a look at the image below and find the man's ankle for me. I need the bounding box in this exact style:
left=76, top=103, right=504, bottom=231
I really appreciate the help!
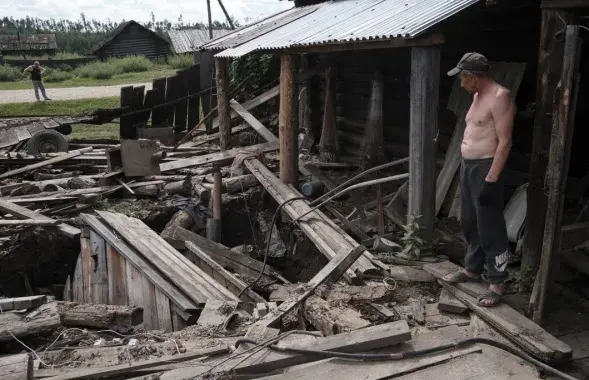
left=463, top=269, right=479, bottom=278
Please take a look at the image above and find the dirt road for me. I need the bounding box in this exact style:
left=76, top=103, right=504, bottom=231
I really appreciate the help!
left=0, top=83, right=152, bottom=104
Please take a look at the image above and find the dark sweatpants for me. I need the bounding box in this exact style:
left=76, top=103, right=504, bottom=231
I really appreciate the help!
left=460, top=158, right=509, bottom=284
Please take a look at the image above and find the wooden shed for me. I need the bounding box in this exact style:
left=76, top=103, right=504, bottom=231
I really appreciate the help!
left=66, top=211, right=243, bottom=332
left=0, top=33, right=57, bottom=56
left=91, top=21, right=171, bottom=60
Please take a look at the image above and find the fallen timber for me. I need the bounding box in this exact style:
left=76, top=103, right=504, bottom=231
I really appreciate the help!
left=244, top=158, right=389, bottom=282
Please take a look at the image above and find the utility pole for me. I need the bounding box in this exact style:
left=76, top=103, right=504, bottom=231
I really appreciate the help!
left=206, top=0, right=213, bottom=39
left=217, top=0, right=235, bottom=29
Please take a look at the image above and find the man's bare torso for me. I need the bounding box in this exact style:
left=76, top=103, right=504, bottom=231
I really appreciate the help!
left=461, top=83, right=511, bottom=159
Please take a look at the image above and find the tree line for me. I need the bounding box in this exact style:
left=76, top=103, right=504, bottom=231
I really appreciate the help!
left=0, top=13, right=236, bottom=54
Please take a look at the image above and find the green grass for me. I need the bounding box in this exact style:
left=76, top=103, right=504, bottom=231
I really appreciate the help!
left=71, top=123, right=119, bottom=140
left=0, top=68, right=177, bottom=90
left=0, top=97, right=119, bottom=117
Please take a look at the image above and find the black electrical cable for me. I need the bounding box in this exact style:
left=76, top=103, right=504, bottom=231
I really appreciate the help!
left=237, top=196, right=309, bottom=298
left=234, top=337, right=578, bottom=380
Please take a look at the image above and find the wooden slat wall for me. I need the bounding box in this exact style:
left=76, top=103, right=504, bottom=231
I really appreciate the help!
left=71, top=230, right=176, bottom=332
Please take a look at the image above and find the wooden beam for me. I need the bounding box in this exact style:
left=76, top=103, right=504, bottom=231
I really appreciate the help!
left=529, top=25, right=582, bottom=324
left=0, top=295, right=46, bottom=312
left=522, top=10, right=575, bottom=271
left=43, top=346, right=229, bottom=380
left=254, top=245, right=365, bottom=328
left=160, top=141, right=279, bottom=172
left=230, top=100, right=279, bottom=143
left=0, top=353, right=32, bottom=380
left=215, top=57, right=232, bottom=150
left=424, top=261, right=573, bottom=363
left=0, top=147, right=93, bottom=180
left=408, top=46, right=440, bottom=242
left=0, top=219, right=59, bottom=226
left=0, top=200, right=79, bottom=238
left=283, top=33, right=445, bottom=54
left=279, top=54, right=297, bottom=184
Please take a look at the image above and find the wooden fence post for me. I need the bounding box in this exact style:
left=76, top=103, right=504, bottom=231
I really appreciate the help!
left=215, top=57, right=232, bottom=151
left=279, top=54, right=297, bottom=185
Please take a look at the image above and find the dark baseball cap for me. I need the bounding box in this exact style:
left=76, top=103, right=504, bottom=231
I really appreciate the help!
left=447, top=52, right=490, bottom=76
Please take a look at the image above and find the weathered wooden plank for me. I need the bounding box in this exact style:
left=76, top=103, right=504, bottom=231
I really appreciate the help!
left=56, top=302, right=142, bottom=332
left=197, top=300, right=239, bottom=328
left=0, top=353, right=32, bottom=380
left=530, top=25, right=582, bottom=324
left=154, top=288, right=173, bottom=333
left=438, top=288, right=468, bottom=314
left=106, top=244, right=128, bottom=305
left=186, top=241, right=265, bottom=304
left=279, top=54, right=297, bottom=184
left=230, top=100, right=279, bottom=143
left=408, top=46, right=440, bottom=242
left=0, top=147, right=92, bottom=180
left=43, top=346, right=230, bottom=380
left=82, top=214, right=197, bottom=314
left=151, top=78, right=167, bottom=127
left=0, top=219, right=58, bottom=226
left=174, top=70, right=189, bottom=132
left=165, top=75, right=180, bottom=126
left=424, top=261, right=572, bottom=363
left=160, top=141, right=279, bottom=172
left=0, top=200, right=79, bottom=238
left=120, top=85, right=135, bottom=139
left=187, top=64, right=201, bottom=128
left=90, top=231, right=108, bottom=304
left=140, top=273, right=159, bottom=331
left=216, top=57, right=232, bottom=150
left=0, top=296, right=46, bottom=312
left=0, top=303, right=61, bottom=343
left=80, top=233, right=92, bottom=304
left=169, top=226, right=288, bottom=283
left=126, top=261, right=145, bottom=328
left=72, top=255, right=84, bottom=302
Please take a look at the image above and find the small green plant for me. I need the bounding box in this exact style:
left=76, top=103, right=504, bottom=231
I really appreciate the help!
left=0, top=65, right=25, bottom=82
left=400, top=213, right=430, bottom=259
left=44, top=69, right=74, bottom=82
left=168, top=54, right=193, bottom=69
left=507, top=265, right=535, bottom=294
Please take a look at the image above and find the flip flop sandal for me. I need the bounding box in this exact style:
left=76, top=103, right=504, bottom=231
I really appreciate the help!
left=477, top=291, right=503, bottom=307
left=442, top=269, right=481, bottom=283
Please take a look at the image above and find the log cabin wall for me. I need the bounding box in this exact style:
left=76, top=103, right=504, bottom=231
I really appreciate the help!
left=308, top=0, right=541, bottom=203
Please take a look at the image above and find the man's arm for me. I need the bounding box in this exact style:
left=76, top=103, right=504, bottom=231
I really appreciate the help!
left=40, top=67, right=46, bottom=75
left=23, top=65, right=32, bottom=73
left=486, top=90, right=515, bottom=182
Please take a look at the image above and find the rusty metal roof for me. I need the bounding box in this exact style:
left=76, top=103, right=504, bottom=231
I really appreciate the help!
left=204, top=0, right=480, bottom=57
left=168, top=29, right=232, bottom=53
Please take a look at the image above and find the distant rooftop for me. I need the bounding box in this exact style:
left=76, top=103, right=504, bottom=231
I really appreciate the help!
left=168, top=29, right=232, bottom=54
left=0, top=33, right=57, bottom=52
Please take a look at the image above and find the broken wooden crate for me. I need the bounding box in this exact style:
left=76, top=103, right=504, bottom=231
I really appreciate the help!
left=72, top=211, right=242, bottom=332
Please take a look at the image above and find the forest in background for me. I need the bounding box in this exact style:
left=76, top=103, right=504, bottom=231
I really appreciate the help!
left=0, top=13, right=237, bottom=54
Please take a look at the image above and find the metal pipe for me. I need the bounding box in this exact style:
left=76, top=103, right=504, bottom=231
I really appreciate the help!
left=309, top=157, right=409, bottom=206
left=294, top=173, right=409, bottom=222
left=206, top=0, right=213, bottom=39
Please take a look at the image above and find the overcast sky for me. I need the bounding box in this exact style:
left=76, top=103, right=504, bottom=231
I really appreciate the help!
left=1, top=0, right=293, bottom=25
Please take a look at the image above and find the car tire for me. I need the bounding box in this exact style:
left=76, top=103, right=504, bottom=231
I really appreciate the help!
left=26, top=130, right=69, bottom=155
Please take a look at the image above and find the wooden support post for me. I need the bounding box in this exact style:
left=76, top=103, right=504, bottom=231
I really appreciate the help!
left=318, top=65, right=339, bottom=161
left=207, top=167, right=222, bottom=242
left=408, top=46, right=440, bottom=243
left=215, top=57, right=232, bottom=150
left=279, top=54, right=297, bottom=185
left=522, top=10, right=575, bottom=271
left=529, top=25, right=581, bottom=324
left=298, top=55, right=312, bottom=135
left=362, top=72, right=385, bottom=167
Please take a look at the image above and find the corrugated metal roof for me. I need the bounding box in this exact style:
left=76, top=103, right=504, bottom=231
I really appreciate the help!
left=205, top=0, right=479, bottom=58
left=168, top=29, right=232, bottom=53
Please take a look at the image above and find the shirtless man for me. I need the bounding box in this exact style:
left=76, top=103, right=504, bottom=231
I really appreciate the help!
left=442, top=52, right=516, bottom=307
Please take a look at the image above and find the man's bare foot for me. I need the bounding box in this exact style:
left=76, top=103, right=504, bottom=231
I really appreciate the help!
left=442, top=269, right=480, bottom=283
left=477, top=283, right=504, bottom=307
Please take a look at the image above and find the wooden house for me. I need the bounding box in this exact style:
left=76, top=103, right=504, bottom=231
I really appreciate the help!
left=91, top=21, right=171, bottom=60
left=201, top=0, right=589, bottom=327
left=0, top=33, right=57, bottom=56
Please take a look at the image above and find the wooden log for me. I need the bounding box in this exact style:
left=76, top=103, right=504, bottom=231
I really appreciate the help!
left=522, top=10, right=575, bottom=271
left=408, top=46, right=440, bottom=243
left=216, top=57, right=232, bottom=150
left=424, top=261, right=573, bottom=363
left=529, top=25, right=582, bottom=324
left=0, top=219, right=59, bottom=226
left=0, top=147, right=93, bottom=180
left=161, top=210, right=194, bottom=241
left=0, top=303, right=61, bottom=343
left=0, top=296, right=46, bottom=312
left=0, top=353, right=32, bottom=380
left=0, top=200, right=79, bottom=238
left=361, top=72, right=385, bottom=166
left=56, top=302, right=143, bottom=333
left=254, top=246, right=366, bottom=328
left=318, top=66, right=339, bottom=161
left=303, top=295, right=370, bottom=335
left=160, top=141, right=279, bottom=172
left=279, top=54, right=297, bottom=184
left=43, top=346, right=230, bottom=380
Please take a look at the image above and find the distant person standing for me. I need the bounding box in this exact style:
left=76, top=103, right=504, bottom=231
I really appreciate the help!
left=23, top=61, right=51, bottom=101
